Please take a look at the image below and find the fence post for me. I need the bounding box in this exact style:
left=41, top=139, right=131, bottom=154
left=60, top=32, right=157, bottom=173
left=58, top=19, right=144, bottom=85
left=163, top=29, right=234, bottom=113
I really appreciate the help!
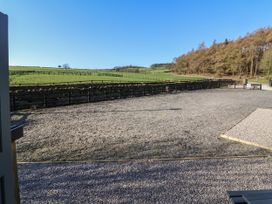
left=68, top=92, right=71, bottom=105
left=43, top=93, right=47, bottom=108
left=88, top=88, right=91, bottom=102
left=11, top=94, right=16, bottom=111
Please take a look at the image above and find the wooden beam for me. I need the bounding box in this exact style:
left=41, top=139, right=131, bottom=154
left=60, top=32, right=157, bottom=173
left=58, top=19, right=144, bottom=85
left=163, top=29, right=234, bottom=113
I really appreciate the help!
left=220, top=134, right=272, bottom=151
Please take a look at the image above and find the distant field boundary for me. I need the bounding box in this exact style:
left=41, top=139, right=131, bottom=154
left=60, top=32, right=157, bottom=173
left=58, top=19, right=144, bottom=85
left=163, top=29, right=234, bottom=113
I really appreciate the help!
left=10, top=79, right=234, bottom=111
left=10, top=79, right=173, bottom=87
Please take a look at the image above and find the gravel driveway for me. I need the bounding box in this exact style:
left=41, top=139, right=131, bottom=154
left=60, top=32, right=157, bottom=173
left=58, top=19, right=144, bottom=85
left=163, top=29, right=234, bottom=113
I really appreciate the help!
left=15, top=89, right=272, bottom=162
left=16, top=88, right=272, bottom=203
left=19, top=157, right=272, bottom=204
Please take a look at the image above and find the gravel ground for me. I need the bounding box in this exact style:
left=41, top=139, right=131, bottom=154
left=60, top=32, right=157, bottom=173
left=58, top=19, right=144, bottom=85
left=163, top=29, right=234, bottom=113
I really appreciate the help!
left=19, top=157, right=272, bottom=204
left=15, top=89, right=272, bottom=162
left=224, top=108, right=272, bottom=149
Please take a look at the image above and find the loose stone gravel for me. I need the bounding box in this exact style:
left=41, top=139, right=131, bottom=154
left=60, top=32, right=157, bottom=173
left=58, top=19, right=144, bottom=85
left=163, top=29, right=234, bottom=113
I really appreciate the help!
left=19, top=158, right=272, bottom=204
left=15, top=89, right=272, bottom=162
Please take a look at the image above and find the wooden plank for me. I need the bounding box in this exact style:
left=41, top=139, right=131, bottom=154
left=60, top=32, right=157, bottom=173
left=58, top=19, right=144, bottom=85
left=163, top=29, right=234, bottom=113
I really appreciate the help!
left=221, top=134, right=272, bottom=151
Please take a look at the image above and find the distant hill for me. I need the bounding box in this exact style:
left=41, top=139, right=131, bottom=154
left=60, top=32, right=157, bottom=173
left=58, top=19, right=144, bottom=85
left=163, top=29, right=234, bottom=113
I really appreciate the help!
left=173, top=28, right=272, bottom=78
left=112, top=63, right=174, bottom=73
left=112, top=65, right=147, bottom=73
left=150, top=63, right=174, bottom=71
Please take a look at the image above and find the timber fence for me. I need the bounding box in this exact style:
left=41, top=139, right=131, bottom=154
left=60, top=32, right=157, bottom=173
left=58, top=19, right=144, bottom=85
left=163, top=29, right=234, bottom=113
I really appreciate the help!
left=10, top=79, right=234, bottom=111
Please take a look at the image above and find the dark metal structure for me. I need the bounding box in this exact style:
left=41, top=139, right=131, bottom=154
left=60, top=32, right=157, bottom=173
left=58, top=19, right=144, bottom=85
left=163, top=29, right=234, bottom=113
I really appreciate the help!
left=228, top=190, right=272, bottom=204
left=0, top=12, right=16, bottom=204
left=0, top=12, right=24, bottom=204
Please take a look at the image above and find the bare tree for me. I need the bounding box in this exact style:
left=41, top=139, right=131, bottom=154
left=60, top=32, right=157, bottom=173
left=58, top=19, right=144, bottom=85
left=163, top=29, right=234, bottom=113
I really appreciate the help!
left=63, top=63, right=70, bottom=69
left=260, top=48, right=272, bottom=77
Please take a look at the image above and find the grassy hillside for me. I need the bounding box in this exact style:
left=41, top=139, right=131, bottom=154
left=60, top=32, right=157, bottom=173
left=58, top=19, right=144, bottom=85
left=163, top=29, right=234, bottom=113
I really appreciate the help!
left=9, top=66, right=205, bottom=86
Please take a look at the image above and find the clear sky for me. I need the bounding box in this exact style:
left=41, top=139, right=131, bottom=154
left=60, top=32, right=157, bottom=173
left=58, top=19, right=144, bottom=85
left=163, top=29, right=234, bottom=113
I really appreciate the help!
left=1, top=0, right=272, bottom=69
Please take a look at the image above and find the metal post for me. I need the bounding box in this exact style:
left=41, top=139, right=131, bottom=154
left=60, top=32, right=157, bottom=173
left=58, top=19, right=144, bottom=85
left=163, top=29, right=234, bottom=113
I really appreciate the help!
left=0, top=12, right=18, bottom=204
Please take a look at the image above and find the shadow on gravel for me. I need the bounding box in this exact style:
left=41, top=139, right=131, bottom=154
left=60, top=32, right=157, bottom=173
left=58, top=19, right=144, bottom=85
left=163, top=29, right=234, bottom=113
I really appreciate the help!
left=19, top=158, right=271, bottom=203
left=18, top=162, right=198, bottom=203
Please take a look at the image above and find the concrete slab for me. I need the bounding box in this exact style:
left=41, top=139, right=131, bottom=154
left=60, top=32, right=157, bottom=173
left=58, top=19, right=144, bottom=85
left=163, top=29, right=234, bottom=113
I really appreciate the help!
left=261, top=84, right=272, bottom=91
left=228, top=83, right=272, bottom=91
left=221, top=108, right=272, bottom=151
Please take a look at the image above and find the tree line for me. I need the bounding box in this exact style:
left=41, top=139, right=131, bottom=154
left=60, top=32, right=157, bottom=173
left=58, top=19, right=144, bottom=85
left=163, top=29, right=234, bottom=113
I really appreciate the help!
left=172, top=28, right=272, bottom=78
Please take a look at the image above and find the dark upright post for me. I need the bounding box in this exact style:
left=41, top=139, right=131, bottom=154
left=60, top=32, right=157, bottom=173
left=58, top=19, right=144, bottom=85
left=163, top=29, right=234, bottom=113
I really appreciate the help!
left=0, top=12, right=18, bottom=204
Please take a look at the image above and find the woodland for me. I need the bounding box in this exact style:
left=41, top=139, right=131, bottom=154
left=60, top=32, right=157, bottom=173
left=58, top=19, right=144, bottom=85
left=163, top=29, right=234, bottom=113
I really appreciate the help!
left=173, top=28, right=272, bottom=78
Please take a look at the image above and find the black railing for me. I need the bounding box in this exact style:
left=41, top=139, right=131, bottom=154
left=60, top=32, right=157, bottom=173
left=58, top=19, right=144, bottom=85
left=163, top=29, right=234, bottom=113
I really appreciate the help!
left=10, top=79, right=234, bottom=111
left=10, top=120, right=25, bottom=141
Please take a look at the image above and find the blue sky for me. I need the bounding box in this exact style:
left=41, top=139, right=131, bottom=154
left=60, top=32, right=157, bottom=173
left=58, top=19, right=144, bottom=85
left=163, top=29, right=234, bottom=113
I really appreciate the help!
left=1, top=0, right=272, bottom=69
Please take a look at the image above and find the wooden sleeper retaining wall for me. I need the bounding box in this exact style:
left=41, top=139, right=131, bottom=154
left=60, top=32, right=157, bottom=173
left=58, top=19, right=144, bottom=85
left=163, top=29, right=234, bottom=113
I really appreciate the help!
left=10, top=79, right=234, bottom=111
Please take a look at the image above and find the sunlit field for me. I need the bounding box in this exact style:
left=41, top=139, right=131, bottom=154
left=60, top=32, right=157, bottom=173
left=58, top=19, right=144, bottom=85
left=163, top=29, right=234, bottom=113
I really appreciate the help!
left=9, top=66, right=206, bottom=86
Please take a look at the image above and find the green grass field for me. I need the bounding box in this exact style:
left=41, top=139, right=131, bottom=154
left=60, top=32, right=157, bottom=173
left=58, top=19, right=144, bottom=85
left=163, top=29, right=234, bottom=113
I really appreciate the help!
left=9, top=66, right=206, bottom=86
